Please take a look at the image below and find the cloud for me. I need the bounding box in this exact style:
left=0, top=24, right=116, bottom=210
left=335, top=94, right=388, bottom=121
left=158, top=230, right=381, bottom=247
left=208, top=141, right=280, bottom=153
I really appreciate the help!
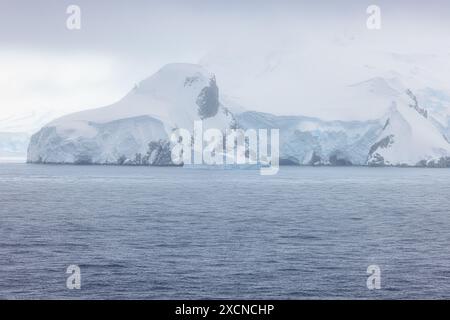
left=0, top=51, right=129, bottom=117
left=1, top=0, right=450, bottom=121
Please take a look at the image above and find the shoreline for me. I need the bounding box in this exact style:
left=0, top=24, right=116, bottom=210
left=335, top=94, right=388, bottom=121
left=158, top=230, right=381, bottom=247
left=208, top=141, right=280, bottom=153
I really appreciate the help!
left=0, top=160, right=449, bottom=169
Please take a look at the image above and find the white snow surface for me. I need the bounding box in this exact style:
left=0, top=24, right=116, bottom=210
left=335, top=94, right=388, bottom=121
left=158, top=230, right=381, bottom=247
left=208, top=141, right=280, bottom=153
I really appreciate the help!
left=369, top=100, right=450, bottom=166
left=28, top=63, right=234, bottom=163
left=27, top=62, right=450, bottom=166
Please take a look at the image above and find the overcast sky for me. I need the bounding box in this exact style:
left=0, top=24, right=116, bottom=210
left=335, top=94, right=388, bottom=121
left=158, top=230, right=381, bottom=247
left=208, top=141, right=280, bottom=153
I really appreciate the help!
left=1, top=0, right=450, bottom=124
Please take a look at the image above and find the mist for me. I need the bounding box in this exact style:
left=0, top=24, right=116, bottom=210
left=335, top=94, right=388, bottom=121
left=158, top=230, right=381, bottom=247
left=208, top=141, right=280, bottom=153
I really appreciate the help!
left=1, top=0, right=450, bottom=123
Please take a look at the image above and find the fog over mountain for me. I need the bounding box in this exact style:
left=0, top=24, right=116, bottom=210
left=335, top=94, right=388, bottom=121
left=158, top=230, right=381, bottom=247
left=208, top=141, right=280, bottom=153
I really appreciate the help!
left=27, top=63, right=450, bottom=167
left=2, top=0, right=450, bottom=162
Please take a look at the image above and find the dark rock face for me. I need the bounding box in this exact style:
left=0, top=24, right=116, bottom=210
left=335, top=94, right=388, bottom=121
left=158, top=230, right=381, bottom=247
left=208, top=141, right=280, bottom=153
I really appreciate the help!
left=74, top=154, right=93, bottom=165
left=329, top=151, right=352, bottom=166
left=146, top=140, right=174, bottom=166
left=197, top=76, right=220, bottom=119
left=418, top=157, right=450, bottom=168
left=308, top=152, right=322, bottom=166
left=279, top=157, right=300, bottom=166
left=367, top=134, right=395, bottom=166
left=406, top=89, right=428, bottom=118
left=119, top=140, right=175, bottom=166
left=369, top=134, right=394, bottom=156
left=368, top=153, right=385, bottom=166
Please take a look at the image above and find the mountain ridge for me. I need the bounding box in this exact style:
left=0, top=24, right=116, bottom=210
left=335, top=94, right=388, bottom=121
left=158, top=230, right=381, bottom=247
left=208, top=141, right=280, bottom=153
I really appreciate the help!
left=27, top=63, right=450, bottom=167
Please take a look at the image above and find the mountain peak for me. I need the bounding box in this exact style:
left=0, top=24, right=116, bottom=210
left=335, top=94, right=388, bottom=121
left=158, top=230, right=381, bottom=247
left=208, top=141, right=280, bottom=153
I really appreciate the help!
left=27, top=63, right=235, bottom=164
left=137, top=63, right=213, bottom=91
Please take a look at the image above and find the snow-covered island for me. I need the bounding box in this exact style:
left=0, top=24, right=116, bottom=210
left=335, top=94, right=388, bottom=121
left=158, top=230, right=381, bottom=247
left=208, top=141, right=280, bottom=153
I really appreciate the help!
left=27, top=63, right=450, bottom=167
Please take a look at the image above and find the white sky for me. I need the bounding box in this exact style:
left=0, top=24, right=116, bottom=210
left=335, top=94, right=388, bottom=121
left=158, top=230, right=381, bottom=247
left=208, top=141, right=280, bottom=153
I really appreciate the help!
left=1, top=0, right=450, bottom=127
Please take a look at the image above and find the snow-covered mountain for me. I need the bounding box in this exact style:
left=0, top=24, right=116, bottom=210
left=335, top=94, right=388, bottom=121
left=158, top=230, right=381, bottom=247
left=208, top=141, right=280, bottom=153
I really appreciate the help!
left=368, top=94, right=450, bottom=167
left=28, top=64, right=235, bottom=164
left=199, top=38, right=450, bottom=122
left=27, top=63, right=450, bottom=167
left=235, top=75, right=450, bottom=166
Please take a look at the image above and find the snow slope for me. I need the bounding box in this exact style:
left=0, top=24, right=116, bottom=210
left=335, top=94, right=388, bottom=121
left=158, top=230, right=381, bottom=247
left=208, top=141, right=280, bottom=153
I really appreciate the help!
left=200, top=37, right=450, bottom=122
left=28, top=62, right=450, bottom=167
left=235, top=75, right=450, bottom=166
left=368, top=98, right=450, bottom=166
left=28, top=64, right=235, bottom=164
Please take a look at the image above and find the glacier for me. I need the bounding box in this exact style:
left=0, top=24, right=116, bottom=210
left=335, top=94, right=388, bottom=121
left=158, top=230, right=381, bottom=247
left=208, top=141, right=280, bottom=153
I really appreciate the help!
left=0, top=132, right=30, bottom=158
left=28, top=64, right=235, bottom=165
left=27, top=63, right=450, bottom=167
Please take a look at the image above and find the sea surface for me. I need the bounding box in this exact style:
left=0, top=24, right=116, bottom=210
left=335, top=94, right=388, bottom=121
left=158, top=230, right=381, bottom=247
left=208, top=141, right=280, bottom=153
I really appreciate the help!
left=0, top=163, right=449, bottom=299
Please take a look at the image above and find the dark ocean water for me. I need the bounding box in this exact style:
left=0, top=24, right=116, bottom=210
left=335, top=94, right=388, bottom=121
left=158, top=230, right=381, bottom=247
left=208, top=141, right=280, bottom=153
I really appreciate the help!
left=0, top=163, right=449, bottom=299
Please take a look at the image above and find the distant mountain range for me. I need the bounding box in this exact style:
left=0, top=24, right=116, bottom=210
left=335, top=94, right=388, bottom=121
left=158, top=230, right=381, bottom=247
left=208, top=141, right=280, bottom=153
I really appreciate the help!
left=0, top=110, right=57, bottom=158
left=26, top=63, right=450, bottom=167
